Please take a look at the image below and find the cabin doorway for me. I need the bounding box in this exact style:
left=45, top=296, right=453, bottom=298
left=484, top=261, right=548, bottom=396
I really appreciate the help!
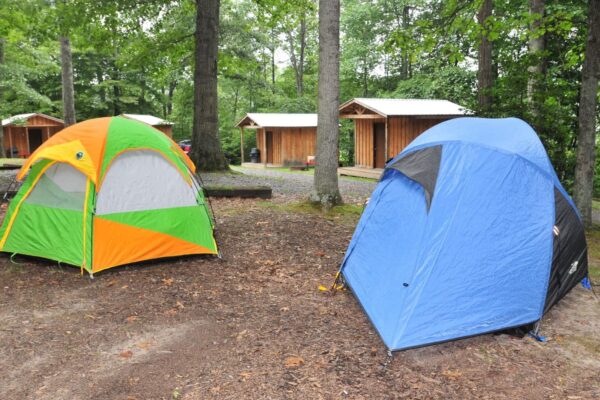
left=373, top=123, right=386, bottom=168
left=265, top=131, right=273, bottom=164
left=28, top=128, right=43, bottom=154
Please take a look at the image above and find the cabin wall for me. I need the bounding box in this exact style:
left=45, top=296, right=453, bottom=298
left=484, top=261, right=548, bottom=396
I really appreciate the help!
left=26, top=115, right=63, bottom=127
left=271, top=130, right=283, bottom=165
left=154, top=125, right=173, bottom=137
left=4, top=125, right=63, bottom=158
left=255, top=128, right=265, bottom=162
left=280, top=127, right=316, bottom=165
left=352, top=116, right=455, bottom=168
left=387, top=117, right=447, bottom=158
left=354, top=119, right=380, bottom=168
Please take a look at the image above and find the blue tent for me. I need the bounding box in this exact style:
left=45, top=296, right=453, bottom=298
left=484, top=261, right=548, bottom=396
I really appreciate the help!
left=341, top=117, right=588, bottom=351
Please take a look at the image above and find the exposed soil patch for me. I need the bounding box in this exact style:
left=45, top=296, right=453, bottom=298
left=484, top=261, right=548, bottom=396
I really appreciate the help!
left=0, top=198, right=599, bottom=399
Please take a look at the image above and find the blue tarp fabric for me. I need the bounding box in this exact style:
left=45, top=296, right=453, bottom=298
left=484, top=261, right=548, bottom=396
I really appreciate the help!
left=341, top=117, right=583, bottom=351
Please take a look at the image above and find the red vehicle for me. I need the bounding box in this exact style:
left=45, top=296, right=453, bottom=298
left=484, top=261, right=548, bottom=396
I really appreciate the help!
left=178, top=139, right=191, bottom=154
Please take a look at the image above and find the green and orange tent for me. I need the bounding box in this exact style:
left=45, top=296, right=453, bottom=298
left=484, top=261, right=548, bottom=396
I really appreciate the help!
left=0, top=116, right=218, bottom=275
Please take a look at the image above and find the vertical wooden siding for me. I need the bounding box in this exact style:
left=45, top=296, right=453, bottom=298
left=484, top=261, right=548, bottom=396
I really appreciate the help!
left=26, top=115, right=63, bottom=127
left=280, top=127, right=316, bottom=165
left=255, top=128, right=265, bottom=163
left=354, top=119, right=377, bottom=168
left=272, top=130, right=283, bottom=165
left=4, top=124, right=63, bottom=157
left=154, top=125, right=173, bottom=137
left=386, top=117, right=449, bottom=159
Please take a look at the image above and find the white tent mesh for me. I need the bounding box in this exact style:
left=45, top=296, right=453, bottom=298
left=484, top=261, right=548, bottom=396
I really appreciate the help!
left=25, top=163, right=87, bottom=211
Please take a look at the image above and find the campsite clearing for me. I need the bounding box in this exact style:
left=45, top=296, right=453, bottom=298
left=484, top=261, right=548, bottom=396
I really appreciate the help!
left=0, top=195, right=599, bottom=400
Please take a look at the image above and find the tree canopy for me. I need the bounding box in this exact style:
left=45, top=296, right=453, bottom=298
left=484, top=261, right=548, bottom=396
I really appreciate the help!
left=0, top=0, right=597, bottom=190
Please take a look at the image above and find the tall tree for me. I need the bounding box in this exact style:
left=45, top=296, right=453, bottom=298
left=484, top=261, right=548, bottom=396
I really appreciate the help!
left=0, top=37, right=5, bottom=158
left=477, top=0, right=493, bottom=113
left=573, top=0, right=600, bottom=226
left=526, top=0, right=545, bottom=110
left=60, top=36, right=76, bottom=126
left=191, top=0, right=228, bottom=171
left=286, top=11, right=307, bottom=97
left=312, top=0, right=341, bottom=208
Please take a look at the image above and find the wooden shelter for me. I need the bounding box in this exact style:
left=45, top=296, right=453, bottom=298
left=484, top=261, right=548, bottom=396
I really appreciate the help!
left=122, top=114, right=173, bottom=137
left=2, top=113, right=64, bottom=158
left=236, top=113, right=317, bottom=167
left=339, top=98, right=468, bottom=178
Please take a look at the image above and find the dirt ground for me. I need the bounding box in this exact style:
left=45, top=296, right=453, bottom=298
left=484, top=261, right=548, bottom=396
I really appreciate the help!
left=1, top=198, right=599, bottom=400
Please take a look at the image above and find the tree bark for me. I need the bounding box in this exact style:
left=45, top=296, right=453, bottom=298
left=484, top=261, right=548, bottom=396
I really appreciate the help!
left=401, top=5, right=410, bottom=80
left=286, top=12, right=306, bottom=97
left=190, top=0, right=228, bottom=171
left=0, top=37, right=5, bottom=158
left=477, top=0, right=493, bottom=113
left=167, top=79, right=176, bottom=115
left=527, top=0, right=546, bottom=119
left=60, top=36, right=76, bottom=126
left=312, top=0, right=342, bottom=209
left=573, top=0, right=600, bottom=226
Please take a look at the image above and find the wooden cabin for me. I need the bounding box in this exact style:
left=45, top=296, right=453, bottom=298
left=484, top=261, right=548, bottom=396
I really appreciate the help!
left=1, top=113, right=64, bottom=158
left=122, top=114, right=173, bottom=137
left=236, top=113, right=317, bottom=167
left=338, top=98, right=468, bottom=178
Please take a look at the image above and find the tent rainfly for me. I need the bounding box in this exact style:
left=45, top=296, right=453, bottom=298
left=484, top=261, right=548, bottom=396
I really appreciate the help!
left=0, top=116, right=217, bottom=275
left=341, top=117, right=588, bottom=351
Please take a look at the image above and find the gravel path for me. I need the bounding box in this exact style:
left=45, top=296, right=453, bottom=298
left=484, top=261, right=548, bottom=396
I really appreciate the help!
left=202, top=166, right=377, bottom=204
left=0, top=166, right=378, bottom=205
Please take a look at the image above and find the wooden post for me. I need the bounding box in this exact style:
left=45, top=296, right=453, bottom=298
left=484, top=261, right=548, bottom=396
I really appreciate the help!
left=353, top=120, right=357, bottom=167
left=263, top=129, right=267, bottom=165
left=384, top=117, right=389, bottom=166
left=25, top=128, right=30, bottom=156
left=45, top=126, right=50, bottom=141
left=240, top=127, right=245, bottom=164
left=8, top=127, right=12, bottom=158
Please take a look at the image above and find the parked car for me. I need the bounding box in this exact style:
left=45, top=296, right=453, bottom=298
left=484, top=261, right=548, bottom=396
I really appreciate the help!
left=178, top=139, right=191, bottom=154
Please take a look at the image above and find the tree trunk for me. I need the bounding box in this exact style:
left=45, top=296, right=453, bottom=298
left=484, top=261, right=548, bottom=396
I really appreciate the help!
left=190, top=0, right=228, bottom=171
left=0, top=37, right=5, bottom=158
left=286, top=12, right=306, bottom=97
left=298, top=15, right=306, bottom=96
left=401, top=5, right=410, bottom=80
left=527, top=0, right=546, bottom=119
left=167, top=80, right=176, bottom=115
left=573, top=0, right=600, bottom=226
left=477, top=0, right=493, bottom=113
left=312, top=0, right=342, bottom=209
left=271, top=40, right=276, bottom=92
left=60, top=36, right=76, bottom=126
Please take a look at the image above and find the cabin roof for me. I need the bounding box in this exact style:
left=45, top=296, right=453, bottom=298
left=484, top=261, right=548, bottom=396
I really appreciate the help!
left=339, top=98, right=469, bottom=118
left=2, top=113, right=64, bottom=127
left=122, top=114, right=173, bottom=126
left=236, top=113, right=318, bottom=128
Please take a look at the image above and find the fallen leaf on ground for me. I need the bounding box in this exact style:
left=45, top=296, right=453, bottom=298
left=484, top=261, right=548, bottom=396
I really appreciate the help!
left=239, top=371, right=252, bottom=381
left=162, top=278, right=174, bottom=286
left=136, top=341, right=153, bottom=350
left=164, top=308, right=178, bottom=316
left=119, top=350, right=133, bottom=359
left=284, top=356, right=304, bottom=368
left=442, top=369, right=463, bottom=380
left=126, top=315, right=138, bottom=323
